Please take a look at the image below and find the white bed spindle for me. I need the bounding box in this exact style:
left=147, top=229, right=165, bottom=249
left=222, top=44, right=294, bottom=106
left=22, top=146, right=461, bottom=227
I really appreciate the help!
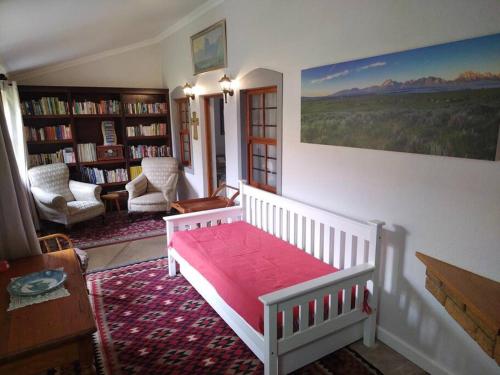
left=297, top=215, right=304, bottom=250
left=313, top=221, right=322, bottom=259
left=305, top=217, right=313, bottom=254
left=324, top=226, right=333, bottom=265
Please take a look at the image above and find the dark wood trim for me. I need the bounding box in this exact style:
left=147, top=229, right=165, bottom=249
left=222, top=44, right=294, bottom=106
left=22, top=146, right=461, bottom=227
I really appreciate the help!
left=202, top=94, right=224, bottom=196
left=175, top=98, right=191, bottom=167
left=203, top=97, right=214, bottom=196
left=245, top=86, right=277, bottom=193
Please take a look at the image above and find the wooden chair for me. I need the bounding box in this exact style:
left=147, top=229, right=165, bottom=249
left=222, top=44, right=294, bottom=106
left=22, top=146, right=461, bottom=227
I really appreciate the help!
left=37, top=234, right=89, bottom=274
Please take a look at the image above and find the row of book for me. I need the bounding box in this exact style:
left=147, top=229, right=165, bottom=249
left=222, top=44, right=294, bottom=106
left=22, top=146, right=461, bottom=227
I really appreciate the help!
left=126, top=123, right=167, bottom=137
left=24, top=125, right=72, bottom=142
left=128, top=145, right=170, bottom=159
left=72, top=100, right=121, bottom=115
left=80, top=167, right=129, bottom=184
left=129, top=166, right=142, bottom=180
left=125, top=102, right=167, bottom=115
left=77, top=143, right=97, bottom=162
left=28, top=148, right=75, bottom=167
left=21, top=97, right=69, bottom=116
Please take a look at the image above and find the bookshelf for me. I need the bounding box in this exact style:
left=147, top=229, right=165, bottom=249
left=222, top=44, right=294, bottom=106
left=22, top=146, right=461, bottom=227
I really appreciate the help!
left=19, top=86, right=171, bottom=192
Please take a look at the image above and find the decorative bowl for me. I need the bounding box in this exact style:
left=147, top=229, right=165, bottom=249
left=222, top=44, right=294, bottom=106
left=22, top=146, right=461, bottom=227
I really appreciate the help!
left=7, top=269, right=67, bottom=296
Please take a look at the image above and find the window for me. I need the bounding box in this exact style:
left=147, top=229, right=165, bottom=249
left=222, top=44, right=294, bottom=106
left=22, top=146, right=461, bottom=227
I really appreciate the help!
left=246, top=86, right=278, bottom=193
left=176, top=98, right=191, bottom=167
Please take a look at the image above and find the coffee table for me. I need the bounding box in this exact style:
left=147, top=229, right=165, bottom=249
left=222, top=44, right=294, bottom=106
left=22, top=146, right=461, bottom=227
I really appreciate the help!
left=0, top=250, right=96, bottom=374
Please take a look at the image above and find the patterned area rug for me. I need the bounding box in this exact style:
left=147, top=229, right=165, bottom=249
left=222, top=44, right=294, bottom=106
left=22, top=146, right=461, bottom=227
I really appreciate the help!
left=88, top=258, right=383, bottom=375
left=41, top=212, right=167, bottom=249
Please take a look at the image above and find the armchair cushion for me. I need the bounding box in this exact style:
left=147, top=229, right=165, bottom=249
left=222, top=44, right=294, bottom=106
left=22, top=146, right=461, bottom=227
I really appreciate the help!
left=129, top=192, right=169, bottom=212
left=66, top=201, right=105, bottom=224
left=28, top=163, right=75, bottom=202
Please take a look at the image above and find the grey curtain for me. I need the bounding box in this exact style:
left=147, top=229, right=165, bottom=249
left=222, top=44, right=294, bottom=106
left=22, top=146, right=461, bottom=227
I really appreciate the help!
left=0, top=93, right=41, bottom=259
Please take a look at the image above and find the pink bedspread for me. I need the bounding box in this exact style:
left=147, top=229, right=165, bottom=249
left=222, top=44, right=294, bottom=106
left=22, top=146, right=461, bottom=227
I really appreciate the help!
left=170, top=221, right=339, bottom=333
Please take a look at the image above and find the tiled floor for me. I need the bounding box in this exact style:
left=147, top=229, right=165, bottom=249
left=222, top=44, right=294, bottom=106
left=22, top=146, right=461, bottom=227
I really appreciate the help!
left=86, top=235, right=166, bottom=272
left=86, top=236, right=427, bottom=375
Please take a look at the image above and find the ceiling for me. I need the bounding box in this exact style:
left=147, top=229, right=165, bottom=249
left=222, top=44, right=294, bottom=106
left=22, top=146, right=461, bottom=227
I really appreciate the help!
left=0, top=0, right=210, bottom=74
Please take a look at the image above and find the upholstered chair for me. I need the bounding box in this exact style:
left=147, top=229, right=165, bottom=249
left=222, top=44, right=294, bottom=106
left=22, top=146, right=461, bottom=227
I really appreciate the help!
left=28, top=163, right=105, bottom=228
left=125, top=157, right=179, bottom=213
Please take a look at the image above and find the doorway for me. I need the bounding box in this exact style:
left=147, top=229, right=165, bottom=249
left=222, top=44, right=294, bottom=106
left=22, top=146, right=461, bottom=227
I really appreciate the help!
left=203, top=94, right=226, bottom=196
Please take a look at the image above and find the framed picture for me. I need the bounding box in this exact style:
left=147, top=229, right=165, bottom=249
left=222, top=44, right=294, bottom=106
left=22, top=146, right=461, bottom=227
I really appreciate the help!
left=301, top=32, right=500, bottom=161
left=191, top=20, right=227, bottom=75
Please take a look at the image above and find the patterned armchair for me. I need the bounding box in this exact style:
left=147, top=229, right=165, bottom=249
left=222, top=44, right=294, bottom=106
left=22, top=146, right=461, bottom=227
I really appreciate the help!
left=125, top=157, right=178, bottom=213
left=28, top=163, right=105, bottom=227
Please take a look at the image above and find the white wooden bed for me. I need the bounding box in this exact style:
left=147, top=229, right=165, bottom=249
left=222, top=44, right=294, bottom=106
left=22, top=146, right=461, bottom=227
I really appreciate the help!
left=165, top=181, right=384, bottom=375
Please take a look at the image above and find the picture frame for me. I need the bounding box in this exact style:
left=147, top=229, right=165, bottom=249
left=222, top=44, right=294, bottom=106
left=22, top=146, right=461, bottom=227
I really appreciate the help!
left=301, top=32, right=500, bottom=161
left=190, top=20, right=227, bottom=75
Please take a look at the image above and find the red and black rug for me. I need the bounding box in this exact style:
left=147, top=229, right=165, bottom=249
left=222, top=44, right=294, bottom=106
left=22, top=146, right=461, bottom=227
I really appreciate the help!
left=87, top=258, right=383, bottom=375
left=41, top=212, right=167, bottom=249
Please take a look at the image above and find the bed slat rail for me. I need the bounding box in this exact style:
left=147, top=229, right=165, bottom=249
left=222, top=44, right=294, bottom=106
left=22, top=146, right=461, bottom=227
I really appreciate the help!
left=165, top=206, right=243, bottom=240
left=239, top=181, right=381, bottom=272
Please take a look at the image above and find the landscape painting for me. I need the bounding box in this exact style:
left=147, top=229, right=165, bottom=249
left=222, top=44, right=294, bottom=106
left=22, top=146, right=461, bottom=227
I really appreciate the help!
left=301, top=33, right=500, bottom=160
left=191, top=20, right=227, bottom=75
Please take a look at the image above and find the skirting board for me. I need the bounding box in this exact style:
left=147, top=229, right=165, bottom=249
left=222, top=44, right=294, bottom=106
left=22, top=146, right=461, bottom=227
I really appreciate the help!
left=377, top=326, right=452, bottom=375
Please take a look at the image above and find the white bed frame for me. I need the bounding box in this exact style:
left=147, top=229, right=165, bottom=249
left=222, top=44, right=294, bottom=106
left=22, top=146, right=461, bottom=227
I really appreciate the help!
left=165, top=181, right=384, bottom=375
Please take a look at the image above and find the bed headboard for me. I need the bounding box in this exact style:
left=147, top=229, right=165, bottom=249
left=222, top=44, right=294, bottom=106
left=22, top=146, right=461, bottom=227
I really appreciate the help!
left=239, top=181, right=384, bottom=271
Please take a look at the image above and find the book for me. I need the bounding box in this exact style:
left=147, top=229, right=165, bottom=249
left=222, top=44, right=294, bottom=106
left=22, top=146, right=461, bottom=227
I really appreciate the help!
left=80, top=167, right=128, bottom=184
left=128, top=145, right=170, bottom=159
left=72, top=100, right=120, bottom=115
left=125, top=102, right=167, bottom=115
left=101, top=121, right=117, bottom=145
left=77, top=143, right=97, bottom=162
left=28, top=148, right=74, bottom=167
left=24, top=125, right=72, bottom=141
left=126, top=123, right=167, bottom=137
left=21, top=97, right=69, bottom=116
left=129, top=166, right=142, bottom=180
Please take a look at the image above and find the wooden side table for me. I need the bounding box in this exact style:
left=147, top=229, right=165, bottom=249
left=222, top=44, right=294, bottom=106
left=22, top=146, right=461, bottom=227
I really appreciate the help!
left=102, top=193, right=121, bottom=212
left=171, top=184, right=239, bottom=214
left=0, top=250, right=96, bottom=374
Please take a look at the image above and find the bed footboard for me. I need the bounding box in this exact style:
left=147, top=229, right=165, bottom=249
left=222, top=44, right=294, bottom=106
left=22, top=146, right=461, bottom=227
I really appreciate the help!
left=259, top=263, right=375, bottom=374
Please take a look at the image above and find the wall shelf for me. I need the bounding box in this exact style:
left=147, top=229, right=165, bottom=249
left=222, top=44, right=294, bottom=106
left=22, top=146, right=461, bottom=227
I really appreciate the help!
left=417, top=252, right=500, bottom=365
left=27, top=139, right=73, bottom=145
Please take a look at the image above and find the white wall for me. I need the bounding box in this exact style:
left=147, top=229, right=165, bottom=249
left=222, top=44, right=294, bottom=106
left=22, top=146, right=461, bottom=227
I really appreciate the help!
left=12, top=43, right=163, bottom=88
left=160, top=1, right=500, bottom=374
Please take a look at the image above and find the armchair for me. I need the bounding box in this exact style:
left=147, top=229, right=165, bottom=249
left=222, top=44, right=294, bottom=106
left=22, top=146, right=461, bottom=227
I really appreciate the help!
left=125, top=157, right=178, bottom=213
left=28, top=163, right=105, bottom=227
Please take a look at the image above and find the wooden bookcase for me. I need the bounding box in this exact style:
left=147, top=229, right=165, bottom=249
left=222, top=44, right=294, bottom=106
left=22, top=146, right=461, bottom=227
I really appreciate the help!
left=19, top=86, right=171, bottom=192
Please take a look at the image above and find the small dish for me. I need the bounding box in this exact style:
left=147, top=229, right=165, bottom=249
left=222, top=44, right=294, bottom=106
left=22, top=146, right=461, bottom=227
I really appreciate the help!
left=7, top=269, right=67, bottom=296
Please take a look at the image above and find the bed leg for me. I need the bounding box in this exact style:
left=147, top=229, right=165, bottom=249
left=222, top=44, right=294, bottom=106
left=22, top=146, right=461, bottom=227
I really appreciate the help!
left=264, top=304, right=278, bottom=375
left=363, top=311, right=377, bottom=347
left=168, top=248, right=177, bottom=277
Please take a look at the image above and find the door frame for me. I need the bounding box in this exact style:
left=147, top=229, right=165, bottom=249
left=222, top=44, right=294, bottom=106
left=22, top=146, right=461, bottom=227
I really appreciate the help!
left=202, top=93, right=224, bottom=196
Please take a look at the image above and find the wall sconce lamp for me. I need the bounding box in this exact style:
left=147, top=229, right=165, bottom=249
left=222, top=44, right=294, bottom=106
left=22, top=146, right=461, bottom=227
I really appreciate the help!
left=183, top=83, right=195, bottom=101
left=219, top=74, right=234, bottom=103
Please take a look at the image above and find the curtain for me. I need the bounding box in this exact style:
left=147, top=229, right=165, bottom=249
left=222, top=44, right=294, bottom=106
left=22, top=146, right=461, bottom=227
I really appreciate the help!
left=0, top=85, right=41, bottom=260
left=0, top=81, right=40, bottom=229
